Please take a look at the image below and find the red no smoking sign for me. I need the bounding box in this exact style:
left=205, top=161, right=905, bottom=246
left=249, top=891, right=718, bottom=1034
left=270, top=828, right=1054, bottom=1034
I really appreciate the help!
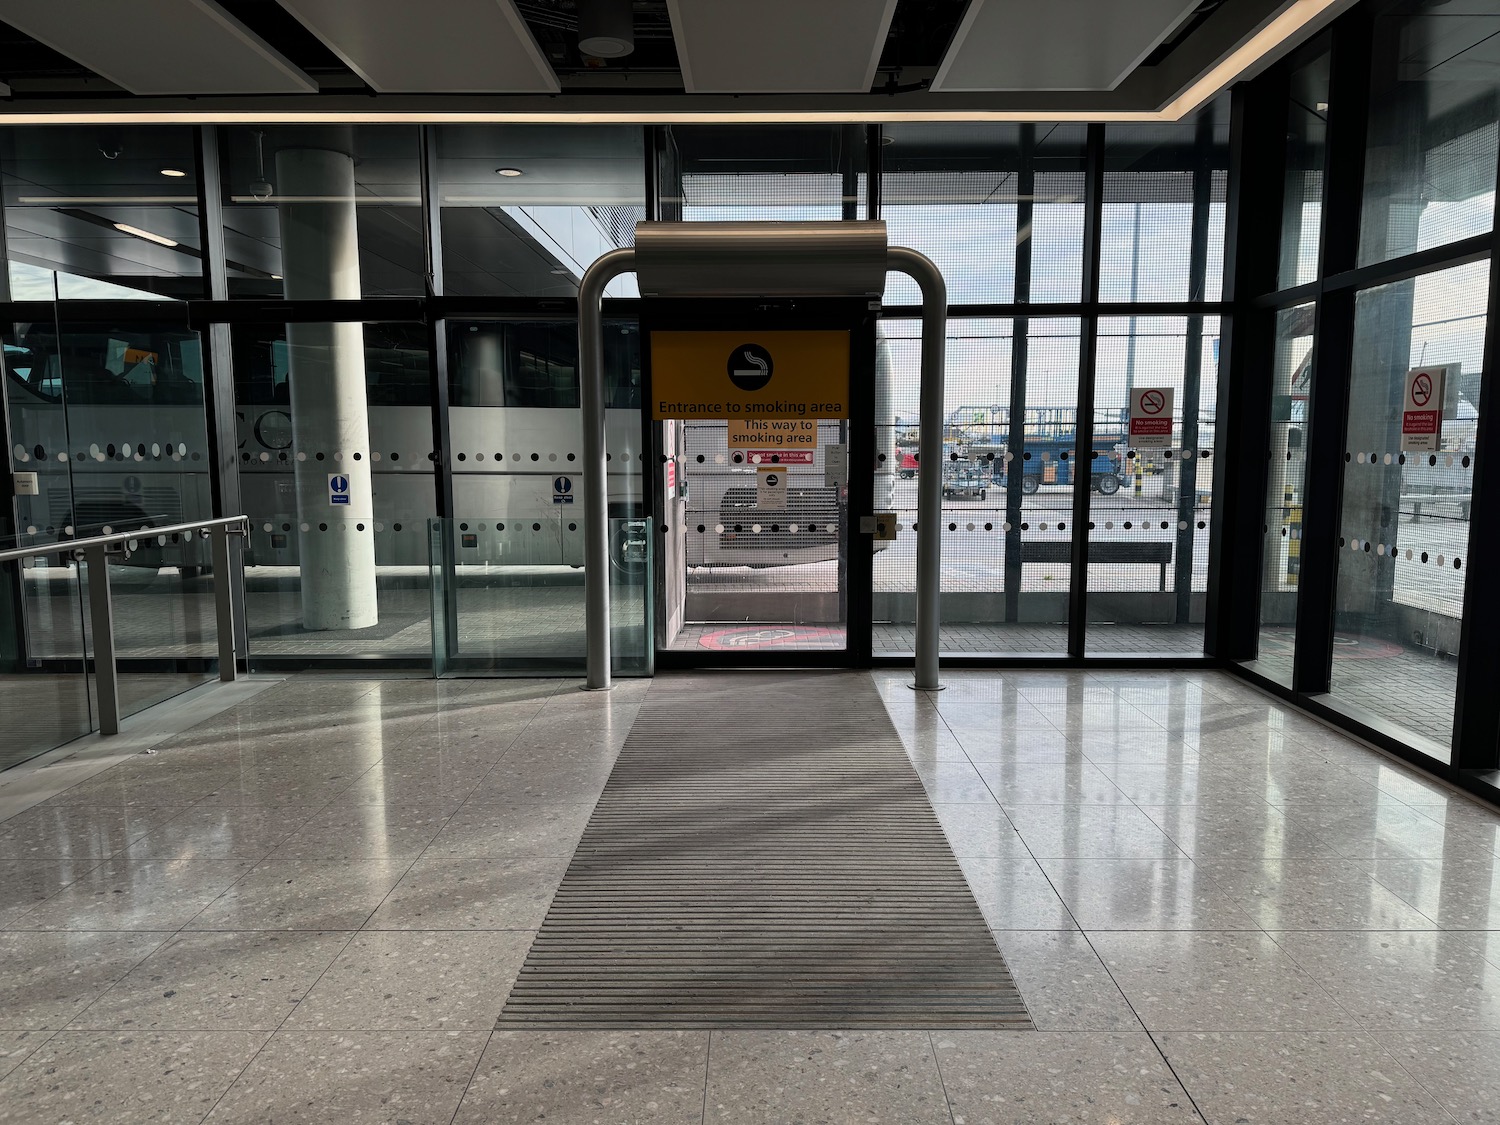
left=1402, top=366, right=1445, bottom=452
left=1129, top=386, right=1174, bottom=449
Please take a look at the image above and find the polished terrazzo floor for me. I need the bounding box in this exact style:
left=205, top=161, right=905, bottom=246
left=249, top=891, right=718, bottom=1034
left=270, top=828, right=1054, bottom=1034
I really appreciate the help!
left=0, top=669, right=1497, bottom=1122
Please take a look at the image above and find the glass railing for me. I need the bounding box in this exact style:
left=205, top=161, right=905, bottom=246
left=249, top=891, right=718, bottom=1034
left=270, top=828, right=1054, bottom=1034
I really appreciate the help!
left=0, top=517, right=246, bottom=770
left=429, top=515, right=652, bottom=677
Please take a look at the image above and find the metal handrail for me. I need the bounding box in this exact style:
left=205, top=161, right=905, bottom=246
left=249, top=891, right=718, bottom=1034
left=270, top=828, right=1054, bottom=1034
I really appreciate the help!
left=0, top=515, right=250, bottom=564
left=0, top=515, right=249, bottom=735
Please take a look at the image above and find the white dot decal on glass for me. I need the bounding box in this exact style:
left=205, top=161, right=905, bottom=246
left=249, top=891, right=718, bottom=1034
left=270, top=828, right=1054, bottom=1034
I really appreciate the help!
left=1437, top=554, right=1445, bottom=566
left=339, top=523, right=347, bottom=532
left=1105, top=521, right=1115, bottom=530
left=102, top=525, right=112, bottom=535
left=1003, top=522, right=1012, bottom=532
left=1383, top=453, right=1393, bottom=465
left=1377, top=543, right=1386, bottom=556
left=1039, top=522, right=1049, bottom=531
left=25, top=525, right=35, bottom=535
left=375, top=522, right=385, bottom=532
left=715, top=524, right=724, bottom=534
left=262, top=523, right=273, bottom=532
left=259, top=452, right=270, bottom=462
left=1406, top=548, right=1414, bottom=560
left=296, top=451, right=306, bottom=461
left=157, top=535, right=167, bottom=547
left=63, top=525, right=72, bottom=535
left=151, top=443, right=161, bottom=457
left=1179, top=520, right=1188, bottom=530
left=513, top=453, right=521, bottom=461
left=1182, top=450, right=1193, bottom=459
left=57, top=452, right=67, bottom=462
left=1446, top=454, right=1455, bottom=467
left=372, top=452, right=381, bottom=462
left=333, top=451, right=342, bottom=462
left=133, top=452, right=143, bottom=461
left=966, top=522, right=975, bottom=531
left=548, top=453, right=557, bottom=461
left=95, top=451, right=106, bottom=462
left=11, top=445, right=22, bottom=459
left=1357, top=452, right=1366, bottom=464
left=752, top=524, right=761, bottom=533
left=789, top=524, right=799, bottom=533
left=715, top=454, right=726, bottom=464
left=300, top=522, right=310, bottom=532
left=89, top=443, right=100, bottom=457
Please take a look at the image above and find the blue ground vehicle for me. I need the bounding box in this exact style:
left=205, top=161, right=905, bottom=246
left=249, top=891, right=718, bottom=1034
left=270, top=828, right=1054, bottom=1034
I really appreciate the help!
left=993, top=439, right=1123, bottom=495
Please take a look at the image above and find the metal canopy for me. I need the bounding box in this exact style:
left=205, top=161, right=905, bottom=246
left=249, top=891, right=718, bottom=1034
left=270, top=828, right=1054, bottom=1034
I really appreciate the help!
left=634, top=221, right=889, bottom=298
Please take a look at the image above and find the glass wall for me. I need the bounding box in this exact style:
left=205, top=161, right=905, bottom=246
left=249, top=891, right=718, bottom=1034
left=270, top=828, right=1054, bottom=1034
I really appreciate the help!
left=436, top=124, right=644, bottom=298
left=661, top=125, right=868, bottom=221
left=233, top=321, right=435, bottom=660
left=1281, top=51, right=1330, bottom=289
left=1331, top=260, right=1484, bottom=754
left=2, top=126, right=204, bottom=300
left=1258, top=304, right=1316, bottom=684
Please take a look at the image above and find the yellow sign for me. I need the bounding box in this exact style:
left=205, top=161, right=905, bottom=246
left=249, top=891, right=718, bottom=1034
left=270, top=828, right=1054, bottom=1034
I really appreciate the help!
left=727, top=419, right=819, bottom=449
left=650, top=330, right=849, bottom=420
left=123, top=348, right=158, bottom=367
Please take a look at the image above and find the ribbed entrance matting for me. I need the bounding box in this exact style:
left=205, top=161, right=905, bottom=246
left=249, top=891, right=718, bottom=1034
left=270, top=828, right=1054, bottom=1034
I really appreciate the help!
left=498, top=671, right=1032, bottom=1029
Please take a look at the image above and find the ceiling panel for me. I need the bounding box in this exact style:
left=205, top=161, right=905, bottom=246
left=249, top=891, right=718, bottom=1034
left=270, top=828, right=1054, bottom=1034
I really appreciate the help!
left=274, top=0, right=558, bottom=93
left=933, top=0, right=1201, bottom=92
left=0, top=0, right=315, bottom=95
left=666, top=0, right=898, bottom=93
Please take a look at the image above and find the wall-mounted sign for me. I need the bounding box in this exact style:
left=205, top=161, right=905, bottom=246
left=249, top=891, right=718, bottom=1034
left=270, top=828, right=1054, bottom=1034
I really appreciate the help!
left=1128, top=387, right=1174, bottom=450
left=1401, top=366, right=1446, bottom=452
left=553, top=476, right=575, bottom=505
left=742, top=450, right=815, bottom=466
left=756, top=466, right=788, bottom=508
left=727, top=419, right=819, bottom=448
left=651, top=331, right=849, bottom=420
left=328, top=474, right=350, bottom=506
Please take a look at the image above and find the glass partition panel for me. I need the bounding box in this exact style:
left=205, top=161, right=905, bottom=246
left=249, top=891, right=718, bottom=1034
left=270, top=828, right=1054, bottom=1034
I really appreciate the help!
left=1331, top=259, right=1486, bottom=756
left=218, top=125, right=424, bottom=298
left=1, top=125, right=204, bottom=300
left=1085, top=316, right=1219, bottom=654
left=1359, top=2, right=1500, bottom=266
left=661, top=124, right=867, bottom=223
left=430, top=515, right=651, bottom=676
left=1258, top=304, right=1317, bottom=685
left=436, top=124, right=644, bottom=298
left=234, top=321, right=435, bottom=661
left=1280, top=51, right=1330, bottom=290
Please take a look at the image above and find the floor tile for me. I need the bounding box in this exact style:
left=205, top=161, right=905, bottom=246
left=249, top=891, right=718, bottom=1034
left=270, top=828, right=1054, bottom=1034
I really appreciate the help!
left=186, top=858, right=410, bottom=931
left=1195, top=857, right=1440, bottom=930
left=930, top=803, right=1032, bottom=859
left=0, top=930, right=170, bottom=1030
left=284, top=931, right=533, bottom=1031
left=913, top=761, right=995, bottom=804
left=0, top=805, right=189, bottom=863
left=424, top=802, right=593, bottom=860
left=1089, top=930, right=1355, bottom=1032
left=454, top=1030, right=707, bottom=1124
left=123, top=807, right=317, bottom=863
left=1356, top=855, right=1500, bottom=930
left=0, top=1031, right=50, bottom=1083
left=72, top=930, right=352, bottom=1031
left=1135, top=801, right=1343, bottom=859
left=1271, top=930, right=1500, bottom=1030
left=0, top=1029, right=268, bottom=1124
left=971, top=761, right=1130, bottom=804
left=933, top=1031, right=1203, bottom=1123
left=1036, top=857, right=1260, bottom=930
left=1377, top=1030, right=1500, bottom=1123
left=957, top=855, right=1077, bottom=930
left=1157, top=1031, right=1455, bottom=1124
left=0, top=859, right=103, bottom=926
left=991, top=931, right=1142, bottom=1031
left=15, top=858, right=252, bottom=931
left=205, top=1030, right=486, bottom=1123
left=265, top=805, right=453, bottom=861
left=1002, top=804, right=1184, bottom=859
left=705, top=1030, right=950, bottom=1124
left=365, top=857, right=568, bottom=930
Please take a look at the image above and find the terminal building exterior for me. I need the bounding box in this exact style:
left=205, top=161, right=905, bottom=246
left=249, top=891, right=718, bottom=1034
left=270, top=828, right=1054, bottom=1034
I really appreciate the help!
left=1, top=1, right=1499, bottom=1121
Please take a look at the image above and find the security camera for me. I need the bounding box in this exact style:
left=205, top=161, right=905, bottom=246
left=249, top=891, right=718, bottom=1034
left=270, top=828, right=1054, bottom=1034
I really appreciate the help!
left=249, top=179, right=274, bottom=201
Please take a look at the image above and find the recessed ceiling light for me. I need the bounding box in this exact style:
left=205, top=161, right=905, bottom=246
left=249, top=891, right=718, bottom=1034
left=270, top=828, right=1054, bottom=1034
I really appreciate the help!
left=159, top=167, right=186, bottom=178
left=495, top=167, right=523, bottom=177
left=113, top=222, right=178, bottom=247
left=271, top=274, right=282, bottom=280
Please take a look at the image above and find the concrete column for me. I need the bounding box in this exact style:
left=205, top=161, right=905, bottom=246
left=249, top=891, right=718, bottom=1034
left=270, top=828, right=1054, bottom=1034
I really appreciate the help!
left=277, top=144, right=378, bottom=631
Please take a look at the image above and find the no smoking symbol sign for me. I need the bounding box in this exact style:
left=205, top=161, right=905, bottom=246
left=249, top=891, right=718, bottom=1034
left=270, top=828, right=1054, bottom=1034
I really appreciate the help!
left=1140, top=389, right=1166, bottom=415
left=1412, top=373, right=1433, bottom=407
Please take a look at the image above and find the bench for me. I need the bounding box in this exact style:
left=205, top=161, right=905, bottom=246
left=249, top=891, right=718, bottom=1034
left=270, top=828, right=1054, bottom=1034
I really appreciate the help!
left=1400, top=493, right=1472, bottom=521
left=1018, top=539, right=1175, bottom=591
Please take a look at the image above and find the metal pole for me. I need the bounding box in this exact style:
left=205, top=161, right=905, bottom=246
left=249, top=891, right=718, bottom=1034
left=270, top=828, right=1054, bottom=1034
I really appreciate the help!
left=888, top=246, right=948, bottom=691
left=580, top=247, right=637, bottom=691
left=82, top=543, right=119, bottom=736
left=210, top=524, right=237, bottom=683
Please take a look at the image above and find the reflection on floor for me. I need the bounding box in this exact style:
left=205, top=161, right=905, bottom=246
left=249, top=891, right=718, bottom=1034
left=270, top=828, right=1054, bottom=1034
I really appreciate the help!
left=0, top=668, right=1496, bottom=1121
